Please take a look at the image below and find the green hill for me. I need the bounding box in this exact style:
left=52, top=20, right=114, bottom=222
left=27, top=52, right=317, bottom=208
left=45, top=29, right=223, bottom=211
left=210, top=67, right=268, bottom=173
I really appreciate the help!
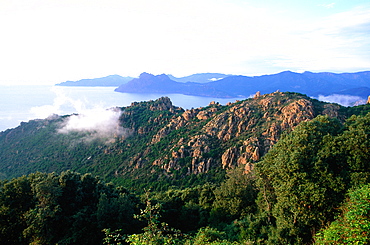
left=1, top=92, right=369, bottom=191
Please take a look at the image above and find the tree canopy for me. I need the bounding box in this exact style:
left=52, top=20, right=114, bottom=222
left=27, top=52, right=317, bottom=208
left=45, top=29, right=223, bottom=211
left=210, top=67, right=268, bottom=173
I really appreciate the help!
left=255, top=113, right=370, bottom=244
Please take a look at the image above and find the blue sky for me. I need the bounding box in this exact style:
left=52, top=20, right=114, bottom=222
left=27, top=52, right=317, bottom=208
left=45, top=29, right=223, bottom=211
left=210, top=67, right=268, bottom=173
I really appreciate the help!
left=0, top=0, right=369, bottom=85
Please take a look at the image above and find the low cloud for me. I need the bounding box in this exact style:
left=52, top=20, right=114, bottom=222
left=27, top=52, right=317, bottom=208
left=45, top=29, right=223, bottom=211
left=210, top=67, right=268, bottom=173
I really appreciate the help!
left=30, top=87, right=130, bottom=142
left=58, top=107, right=130, bottom=142
left=317, top=94, right=364, bottom=106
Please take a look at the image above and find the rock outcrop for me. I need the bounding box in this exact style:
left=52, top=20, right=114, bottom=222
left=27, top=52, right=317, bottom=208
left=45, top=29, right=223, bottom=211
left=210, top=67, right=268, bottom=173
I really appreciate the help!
left=117, top=92, right=348, bottom=176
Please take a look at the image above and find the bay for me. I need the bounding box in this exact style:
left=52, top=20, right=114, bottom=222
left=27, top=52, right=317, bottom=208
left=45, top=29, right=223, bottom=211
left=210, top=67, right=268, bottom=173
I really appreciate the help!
left=0, top=85, right=246, bottom=132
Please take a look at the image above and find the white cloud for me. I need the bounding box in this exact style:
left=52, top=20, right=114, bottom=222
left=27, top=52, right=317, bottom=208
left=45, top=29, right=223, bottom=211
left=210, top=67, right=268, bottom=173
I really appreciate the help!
left=318, top=94, right=363, bottom=106
left=57, top=107, right=130, bottom=142
left=29, top=86, right=129, bottom=141
left=270, top=5, right=370, bottom=73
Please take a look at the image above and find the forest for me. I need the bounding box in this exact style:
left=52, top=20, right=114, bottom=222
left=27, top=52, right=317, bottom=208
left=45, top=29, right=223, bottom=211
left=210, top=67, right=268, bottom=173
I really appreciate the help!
left=1, top=93, right=370, bottom=244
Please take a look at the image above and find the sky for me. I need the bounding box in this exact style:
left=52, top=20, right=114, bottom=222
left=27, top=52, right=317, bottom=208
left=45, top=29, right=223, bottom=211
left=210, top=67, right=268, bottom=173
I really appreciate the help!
left=0, top=0, right=370, bottom=85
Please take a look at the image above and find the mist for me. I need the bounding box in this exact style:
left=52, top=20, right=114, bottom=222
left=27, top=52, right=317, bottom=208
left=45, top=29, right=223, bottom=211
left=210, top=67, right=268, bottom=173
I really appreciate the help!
left=317, top=94, right=364, bottom=107
left=29, top=86, right=130, bottom=142
left=58, top=107, right=131, bottom=142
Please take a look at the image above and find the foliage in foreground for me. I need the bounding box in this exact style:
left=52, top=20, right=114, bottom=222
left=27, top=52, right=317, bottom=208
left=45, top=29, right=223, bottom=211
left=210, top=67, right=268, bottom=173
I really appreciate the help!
left=0, top=171, right=140, bottom=245
left=254, top=113, right=370, bottom=244
left=315, top=184, right=370, bottom=244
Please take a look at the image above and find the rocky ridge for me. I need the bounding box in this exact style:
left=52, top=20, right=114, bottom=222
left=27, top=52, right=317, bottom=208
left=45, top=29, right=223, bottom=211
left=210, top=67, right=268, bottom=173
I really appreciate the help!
left=115, top=92, right=344, bottom=177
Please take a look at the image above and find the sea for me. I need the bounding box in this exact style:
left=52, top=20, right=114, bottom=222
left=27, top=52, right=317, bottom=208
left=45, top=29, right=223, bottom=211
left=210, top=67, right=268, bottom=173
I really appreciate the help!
left=0, top=85, right=246, bottom=132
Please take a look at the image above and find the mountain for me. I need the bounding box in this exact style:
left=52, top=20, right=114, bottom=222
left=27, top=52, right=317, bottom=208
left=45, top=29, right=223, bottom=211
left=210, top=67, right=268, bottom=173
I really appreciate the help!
left=114, top=72, right=231, bottom=97
left=56, top=73, right=228, bottom=87
left=115, top=71, right=370, bottom=100
left=55, top=71, right=370, bottom=101
left=1, top=92, right=370, bottom=190
left=199, top=70, right=370, bottom=98
left=56, top=74, right=134, bottom=86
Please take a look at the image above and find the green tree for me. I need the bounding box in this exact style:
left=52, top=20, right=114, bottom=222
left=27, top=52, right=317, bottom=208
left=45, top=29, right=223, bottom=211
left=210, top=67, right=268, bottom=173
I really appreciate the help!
left=0, top=171, right=139, bottom=245
left=212, top=167, right=257, bottom=225
left=23, top=172, right=62, bottom=244
left=97, top=188, right=139, bottom=234
left=185, top=227, right=238, bottom=245
left=338, top=114, right=370, bottom=186
left=151, top=184, right=216, bottom=233
left=0, top=175, right=35, bottom=244
left=255, top=116, right=347, bottom=244
left=315, top=184, right=370, bottom=244
left=125, top=192, right=184, bottom=245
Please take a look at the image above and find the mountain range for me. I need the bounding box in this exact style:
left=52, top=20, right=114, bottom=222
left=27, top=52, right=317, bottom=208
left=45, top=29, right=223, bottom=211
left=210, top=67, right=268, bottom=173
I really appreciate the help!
left=115, top=71, right=370, bottom=99
left=57, top=71, right=370, bottom=101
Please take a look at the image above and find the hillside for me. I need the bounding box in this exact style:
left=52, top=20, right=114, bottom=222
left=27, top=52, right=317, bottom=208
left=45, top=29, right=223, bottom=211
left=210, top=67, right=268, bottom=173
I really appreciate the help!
left=1, top=92, right=370, bottom=190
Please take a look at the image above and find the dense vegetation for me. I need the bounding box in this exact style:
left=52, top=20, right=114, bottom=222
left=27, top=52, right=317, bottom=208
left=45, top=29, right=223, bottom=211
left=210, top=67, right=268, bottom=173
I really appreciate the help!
left=1, top=109, right=370, bottom=244
left=255, top=114, right=370, bottom=244
left=0, top=171, right=141, bottom=244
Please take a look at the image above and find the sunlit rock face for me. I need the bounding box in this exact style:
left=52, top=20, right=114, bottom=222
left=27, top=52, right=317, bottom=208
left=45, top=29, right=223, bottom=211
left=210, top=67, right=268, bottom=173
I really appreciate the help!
left=134, top=92, right=345, bottom=175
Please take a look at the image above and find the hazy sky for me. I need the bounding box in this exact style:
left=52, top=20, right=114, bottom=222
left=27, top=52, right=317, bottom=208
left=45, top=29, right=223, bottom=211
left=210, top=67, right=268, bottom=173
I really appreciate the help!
left=1, top=0, right=369, bottom=85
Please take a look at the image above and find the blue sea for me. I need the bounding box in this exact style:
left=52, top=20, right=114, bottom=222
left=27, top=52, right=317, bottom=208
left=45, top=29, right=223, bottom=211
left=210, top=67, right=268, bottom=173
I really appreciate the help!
left=0, top=85, right=245, bottom=132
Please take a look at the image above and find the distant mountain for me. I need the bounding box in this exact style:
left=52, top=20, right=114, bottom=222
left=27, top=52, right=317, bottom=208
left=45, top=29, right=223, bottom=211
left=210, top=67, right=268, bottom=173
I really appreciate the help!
left=167, top=73, right=229, bottom=83
left=115, top=71, right=370, bottom=100
left=56, top=74, right=134, bottom=86
left=209, top=71, right=370, bottom=97
left=56, top=71, right=370, bottom=101
left=55, top=73, right=227, bottom=87
left=114, top=72, right=232, bottom=97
